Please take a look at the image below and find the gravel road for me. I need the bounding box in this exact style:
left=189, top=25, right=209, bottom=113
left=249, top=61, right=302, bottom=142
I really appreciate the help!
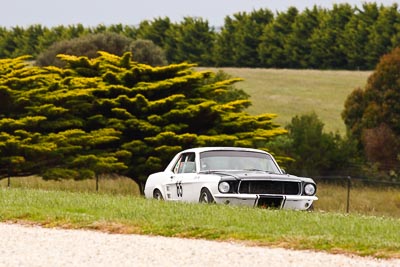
left=0, top=223, right=399, bottom=267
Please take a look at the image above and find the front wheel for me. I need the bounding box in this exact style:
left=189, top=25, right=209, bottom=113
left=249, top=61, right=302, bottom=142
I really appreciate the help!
left=153, top=189, right=164, bottom=200
left=199, top=188, right=215, bottom=204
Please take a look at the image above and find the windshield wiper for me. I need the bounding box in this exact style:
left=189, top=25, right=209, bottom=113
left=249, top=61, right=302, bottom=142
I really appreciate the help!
left=243, top=169, right=275, bottom=174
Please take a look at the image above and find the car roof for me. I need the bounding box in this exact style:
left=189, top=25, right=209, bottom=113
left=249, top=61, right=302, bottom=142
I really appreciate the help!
left=180, top=147, right=271, bottom=155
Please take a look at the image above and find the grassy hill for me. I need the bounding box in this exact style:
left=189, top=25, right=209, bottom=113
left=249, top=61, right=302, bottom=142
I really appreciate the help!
left=205, top=68, right=372, bottom=134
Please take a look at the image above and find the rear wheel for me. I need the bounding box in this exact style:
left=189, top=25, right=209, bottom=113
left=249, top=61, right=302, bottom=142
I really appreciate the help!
left=199, top=188, right=215, bottom=204
left=153, top=189, right=164, bottom=200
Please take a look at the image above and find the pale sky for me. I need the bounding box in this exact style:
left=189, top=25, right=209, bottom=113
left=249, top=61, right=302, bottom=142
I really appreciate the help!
left=1, top=0, right=398, bottom=28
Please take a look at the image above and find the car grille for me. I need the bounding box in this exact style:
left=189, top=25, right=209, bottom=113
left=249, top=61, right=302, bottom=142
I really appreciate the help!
left=239, top=180, right=300, bottom=195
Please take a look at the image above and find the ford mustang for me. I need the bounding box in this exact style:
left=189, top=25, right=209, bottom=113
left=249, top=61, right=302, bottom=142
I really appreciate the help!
left=144, top=147, right=317, bottom=210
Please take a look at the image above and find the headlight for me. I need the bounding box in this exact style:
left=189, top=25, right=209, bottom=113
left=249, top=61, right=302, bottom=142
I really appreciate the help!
left=304, top=184, right=316, bottom=196
left=218, top=181, right=230, bottom=193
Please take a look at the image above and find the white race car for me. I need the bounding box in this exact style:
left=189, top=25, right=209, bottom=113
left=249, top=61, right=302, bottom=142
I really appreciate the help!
left=144, top=147, right=317, bottom=210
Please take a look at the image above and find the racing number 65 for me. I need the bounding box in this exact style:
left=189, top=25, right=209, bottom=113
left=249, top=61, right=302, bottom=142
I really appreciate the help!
left=176, top=181, right=183, bottom=197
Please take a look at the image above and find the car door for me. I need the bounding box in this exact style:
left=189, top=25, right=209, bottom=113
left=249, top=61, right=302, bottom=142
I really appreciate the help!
left=164, top=155, right=184, bottom=201
left=166, top=152, right=198, bottom=202
left=178, top=153, right=199, bottom=202
left=165, top=153, right=187, bottom=200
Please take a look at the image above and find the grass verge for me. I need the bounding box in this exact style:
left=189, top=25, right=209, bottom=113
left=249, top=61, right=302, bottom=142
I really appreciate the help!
left=2, top=176, right=400, bottom=218
left=1, top=188, right=399, bottom=259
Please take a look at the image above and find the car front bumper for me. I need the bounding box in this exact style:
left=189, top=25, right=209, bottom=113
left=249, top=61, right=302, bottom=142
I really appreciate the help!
left=213, top=194, right=318, bottom=210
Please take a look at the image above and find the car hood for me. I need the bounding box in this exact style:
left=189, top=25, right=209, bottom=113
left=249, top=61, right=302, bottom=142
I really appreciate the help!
left=201, top=170, right=315, bottom=183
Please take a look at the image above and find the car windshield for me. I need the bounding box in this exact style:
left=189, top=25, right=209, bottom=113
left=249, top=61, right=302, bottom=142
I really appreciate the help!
left=199, top=150, right=281, bottom=174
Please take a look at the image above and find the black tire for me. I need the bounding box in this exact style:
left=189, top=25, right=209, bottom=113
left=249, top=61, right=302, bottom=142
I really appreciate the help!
left=199, top=188, right=215, bottom=204
left=153, top=189, right=164, bottom=200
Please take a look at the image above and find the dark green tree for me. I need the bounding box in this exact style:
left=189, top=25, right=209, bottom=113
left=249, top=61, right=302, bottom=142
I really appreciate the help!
left=309, top=4, right=353, bottom=69
left=364, top=3, right=400, bottom=69
left=212, top=16, right=237, bottom=66
left=342, top=3, right=380, bottom=70
left=0, top=26, right=27, bottom=58
left=215, top=9, right=273, bottom=67
left=136, top=17, right=171, bottom=47
left=164, top=17, right=215, bottom=65
left=268, top=113, right=358, bottom=177
left=284, top=6, right=322, bottom=68
left=258, top=7, right=298, bottom=68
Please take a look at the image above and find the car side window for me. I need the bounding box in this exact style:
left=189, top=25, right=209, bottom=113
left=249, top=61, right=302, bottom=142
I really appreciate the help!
left=173, top=153, right=196, bottom=174
left=173, top=157, right=182, bottom=174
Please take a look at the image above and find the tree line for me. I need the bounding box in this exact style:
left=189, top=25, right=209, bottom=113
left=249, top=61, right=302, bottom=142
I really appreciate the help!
left=1, top=2, right=400, bottom=70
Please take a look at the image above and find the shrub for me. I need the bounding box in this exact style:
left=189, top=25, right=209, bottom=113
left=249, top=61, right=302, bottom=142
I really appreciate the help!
left=128, top=39, right=167, bottom=66
left=36, top=32, right=132, bottom=67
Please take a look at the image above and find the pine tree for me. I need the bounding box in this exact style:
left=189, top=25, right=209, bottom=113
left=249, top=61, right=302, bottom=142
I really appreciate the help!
left=0, top=52, right=286, bottom=190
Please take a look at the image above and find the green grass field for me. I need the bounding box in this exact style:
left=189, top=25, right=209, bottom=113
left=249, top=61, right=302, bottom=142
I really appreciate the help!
left=0, top=187, right=399, bottom=259
left=2, top=176, right=399, bottom=219
left=205, top=68, right=371, bottom=134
